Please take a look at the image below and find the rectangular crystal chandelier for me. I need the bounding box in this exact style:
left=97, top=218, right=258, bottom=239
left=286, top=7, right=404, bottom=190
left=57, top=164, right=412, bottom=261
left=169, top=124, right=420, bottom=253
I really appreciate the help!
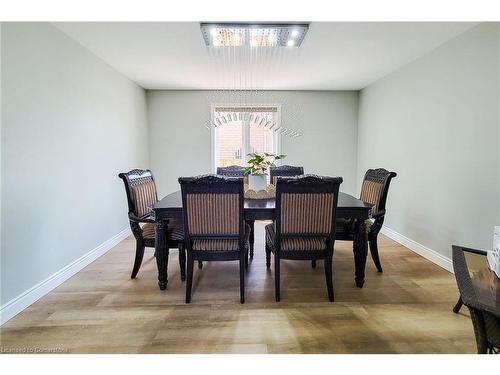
left=200, top=22, right=309, bottom=47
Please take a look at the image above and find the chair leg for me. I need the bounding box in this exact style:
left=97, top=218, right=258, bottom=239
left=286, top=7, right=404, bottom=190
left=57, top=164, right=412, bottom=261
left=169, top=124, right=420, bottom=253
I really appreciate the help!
left=240, top=252, right=245, bottom=304
left=178, top=243, right=186, bottom=281
left=265, top=245, right=271, bottom=269
left=275, top=253, right=280, bottom=302
left=245, top=248, right=249, bottom=269
left=185, top=254, right=194, bottom=304
left=131, top=241, right=145, bottom=279
left=311, top=260, right=317, bottom=268
left=369, top=236, right=383, bottom=272
left=247, top=220, right=255, bottom=259
left=198, top=261, right=203, bottom=269
left=453, top=297, right=463, bottom=314
left=324, top=254, right=334, bottom=302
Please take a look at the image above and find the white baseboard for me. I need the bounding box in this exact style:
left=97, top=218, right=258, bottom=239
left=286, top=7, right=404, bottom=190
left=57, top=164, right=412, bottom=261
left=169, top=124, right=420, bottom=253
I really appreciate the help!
left=0, top=227, right=131, bottom=326
left=381, top=226, right=453, bottom=273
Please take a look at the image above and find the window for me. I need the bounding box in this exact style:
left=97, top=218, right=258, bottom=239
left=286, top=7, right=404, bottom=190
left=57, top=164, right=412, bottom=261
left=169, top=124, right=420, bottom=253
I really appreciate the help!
left=212, top=106, right=281, bottom=172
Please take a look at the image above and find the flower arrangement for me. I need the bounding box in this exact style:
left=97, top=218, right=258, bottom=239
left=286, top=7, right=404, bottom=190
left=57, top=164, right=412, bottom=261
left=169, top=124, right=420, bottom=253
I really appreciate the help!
left=244, top=152, right=286, bottom=176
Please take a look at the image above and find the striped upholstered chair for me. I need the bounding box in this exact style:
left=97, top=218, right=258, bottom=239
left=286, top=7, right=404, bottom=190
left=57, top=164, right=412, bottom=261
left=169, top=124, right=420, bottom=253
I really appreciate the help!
left=216, top=165, right=246, bottom=178
left=118, top=169, right=185, bottom=281
left=270, top=165, right=304, bottom=185
left=216, top=166, right=257, bottom=260
left=336, top=168, right=397, bottom=272
left=179, top=175, right=250, bottom=304
left=265, top=175, right=343, bottom=302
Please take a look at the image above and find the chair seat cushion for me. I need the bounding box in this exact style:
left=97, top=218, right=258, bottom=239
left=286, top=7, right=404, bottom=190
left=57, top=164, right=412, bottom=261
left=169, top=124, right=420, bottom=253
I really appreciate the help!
left=265, top=223, right=327, bottom=252
left=192, top=224, right=250, bottom=252
left=141, top=219, right=184, bottom=241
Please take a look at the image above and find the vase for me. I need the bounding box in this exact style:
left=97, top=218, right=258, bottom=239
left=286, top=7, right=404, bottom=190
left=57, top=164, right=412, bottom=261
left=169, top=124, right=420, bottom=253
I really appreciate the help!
left=248, top=174, right=267, bottom=191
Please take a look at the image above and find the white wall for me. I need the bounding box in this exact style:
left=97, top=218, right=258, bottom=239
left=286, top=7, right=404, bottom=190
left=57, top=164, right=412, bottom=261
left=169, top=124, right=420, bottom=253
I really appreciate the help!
left=357, top=23, right=500, bottom=259
left=1, top=23, right=149, bottom=305
left=148, top=90, right=359, bottom=196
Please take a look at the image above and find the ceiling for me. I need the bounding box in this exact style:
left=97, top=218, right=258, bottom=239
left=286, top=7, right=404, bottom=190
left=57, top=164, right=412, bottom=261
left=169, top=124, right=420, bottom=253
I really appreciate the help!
left=53, top=22, right=476, bottom=90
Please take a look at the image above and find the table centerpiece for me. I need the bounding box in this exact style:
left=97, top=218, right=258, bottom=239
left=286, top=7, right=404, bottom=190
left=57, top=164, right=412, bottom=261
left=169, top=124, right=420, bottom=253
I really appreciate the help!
left=244, top=152, right=285, bottom=195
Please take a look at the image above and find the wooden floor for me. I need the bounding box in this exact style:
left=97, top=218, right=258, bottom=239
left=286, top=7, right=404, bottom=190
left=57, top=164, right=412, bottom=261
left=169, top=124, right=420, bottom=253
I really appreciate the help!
left=0, top=222, right=476, bottom=353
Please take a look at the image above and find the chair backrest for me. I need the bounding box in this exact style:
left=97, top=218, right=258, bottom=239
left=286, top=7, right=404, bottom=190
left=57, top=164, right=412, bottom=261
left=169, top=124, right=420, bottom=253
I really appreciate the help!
left=270, top=165, right=304, bottom=184
left=179, top=175, right=245, bottom=246
left=275, top=175, right=343, bottom=251
left=359, top=168, right=397, bottom=216
left=118, top=169, right=158, bottom=218
left=216, top=165, right=246, bottom=178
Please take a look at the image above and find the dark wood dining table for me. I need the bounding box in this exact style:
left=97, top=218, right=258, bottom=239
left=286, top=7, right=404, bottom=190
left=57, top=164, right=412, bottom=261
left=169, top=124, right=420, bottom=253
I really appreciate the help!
left=152, top=191, right=372, bottom=290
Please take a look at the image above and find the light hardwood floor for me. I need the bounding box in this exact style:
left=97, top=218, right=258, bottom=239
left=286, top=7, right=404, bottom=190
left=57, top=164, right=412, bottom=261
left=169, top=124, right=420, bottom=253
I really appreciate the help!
left=0, top=222, right=475, bottom=353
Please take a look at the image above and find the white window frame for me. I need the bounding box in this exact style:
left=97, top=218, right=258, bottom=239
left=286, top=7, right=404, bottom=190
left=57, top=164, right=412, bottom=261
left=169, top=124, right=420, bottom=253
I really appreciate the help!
left=210, top=104, right=282, bottom=173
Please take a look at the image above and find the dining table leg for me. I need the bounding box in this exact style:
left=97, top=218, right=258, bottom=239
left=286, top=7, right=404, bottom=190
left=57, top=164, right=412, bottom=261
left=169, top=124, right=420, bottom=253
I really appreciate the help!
left=155, top=220, right=169, bottom=290
left=353, top=218, right=368, bottom=288
left=247, top=220, right=255, bottom=259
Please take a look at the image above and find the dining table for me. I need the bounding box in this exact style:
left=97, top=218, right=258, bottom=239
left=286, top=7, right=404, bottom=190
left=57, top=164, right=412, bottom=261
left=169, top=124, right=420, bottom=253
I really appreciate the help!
left=152, top=191, right=373, bottom=291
